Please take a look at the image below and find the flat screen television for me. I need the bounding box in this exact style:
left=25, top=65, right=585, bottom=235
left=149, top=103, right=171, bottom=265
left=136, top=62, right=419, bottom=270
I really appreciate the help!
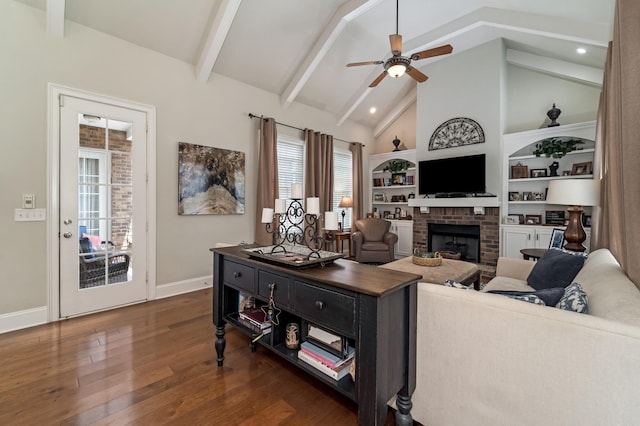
left=418, top=154, right=486, bottom=196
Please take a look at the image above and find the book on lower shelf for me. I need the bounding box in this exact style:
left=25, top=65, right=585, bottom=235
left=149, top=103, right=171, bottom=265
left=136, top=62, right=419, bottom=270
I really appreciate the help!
left=238, top=306, right=271, bottom=330
left=300, top=341, right=354, bottom=369
left=297, top=349, right=353, bottom=381
left=238, top=317, right=271, bottom=335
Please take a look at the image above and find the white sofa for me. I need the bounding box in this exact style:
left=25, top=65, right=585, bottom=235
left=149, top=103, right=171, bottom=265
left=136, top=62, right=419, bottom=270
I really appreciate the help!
left=409, top=248, right=640, bottom=425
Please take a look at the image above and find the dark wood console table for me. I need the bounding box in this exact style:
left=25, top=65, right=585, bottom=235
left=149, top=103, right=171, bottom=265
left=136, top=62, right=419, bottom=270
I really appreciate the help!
left=211, top=245, right=421, bottom=425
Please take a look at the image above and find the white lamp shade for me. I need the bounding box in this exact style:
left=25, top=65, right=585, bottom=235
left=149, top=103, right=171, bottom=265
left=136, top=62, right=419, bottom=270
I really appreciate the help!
left=338, top=196, right=353, bottom=208
left=274, top=198, right=286, bottom=214
left=291, top=183, right=303, bottom=199
left=546, top=179, right=600, bottom=206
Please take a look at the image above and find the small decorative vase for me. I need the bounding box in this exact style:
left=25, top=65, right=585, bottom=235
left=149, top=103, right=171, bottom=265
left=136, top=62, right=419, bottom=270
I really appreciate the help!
left=392, top=136, right=401, bottom=151
left=547, top=103, right=561, bottom=127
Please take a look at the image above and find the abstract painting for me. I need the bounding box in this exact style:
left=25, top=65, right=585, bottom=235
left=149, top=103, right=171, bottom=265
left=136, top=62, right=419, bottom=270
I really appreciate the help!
left=178, top=142, right=245, bottom=215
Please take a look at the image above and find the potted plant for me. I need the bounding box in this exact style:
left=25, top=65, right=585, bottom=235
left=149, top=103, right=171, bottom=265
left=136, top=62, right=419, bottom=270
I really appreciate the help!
left=383, top=159, right=412, bottom=173
left=533, top=137, right=584, bottom=159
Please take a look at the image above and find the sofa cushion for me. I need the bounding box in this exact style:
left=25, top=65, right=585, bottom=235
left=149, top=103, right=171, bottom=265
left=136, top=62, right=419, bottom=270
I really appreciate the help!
left=488, top=287, right=565, bottom=306
left=527, top=248, right=586, bottom=290
left=556, top=282, right=589, bottom=314
left=482, top=276, right=534, bottom=292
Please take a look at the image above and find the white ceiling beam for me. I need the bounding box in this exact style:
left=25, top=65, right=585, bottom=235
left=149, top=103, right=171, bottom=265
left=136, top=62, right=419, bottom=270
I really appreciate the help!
left=337, top=87, right=374, bottom=126
left=46, top=0, right=65, bottom=38
left=373, top=89, right=416, bottom=138
left=195, top=0, right=242, bottom=82
left=280, top=0, right=384, bottom=109
left=506, top=49, right=603, bottom=87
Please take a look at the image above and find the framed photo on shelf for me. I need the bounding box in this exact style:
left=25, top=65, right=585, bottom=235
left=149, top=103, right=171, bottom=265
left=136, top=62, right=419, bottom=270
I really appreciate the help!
left=549, top=228, right=565, bottom=249
left=511, top=164, right=529, bottom=179
left=373, top=193, right=384, bottom=202
left=533, top=191, right=546, bottom=201
left=504, top=215, right=520, bottom=225
left=583, top=215, right=592, bottom=227
left=571, top=161, right=593, bottom=175
left=562, top=170, right=571, bottom=176
left=545, top=210, right=565, bottom=225
left=522, top=191, right=533, bottom=201
left=508, top=191, right=522, bottom=201
left=392, top=173, right=405, bottom=185
left=524, top=214, right=542, bottom=225
left=530, top=168, right=548, bottom=178
left=383, top=210, right=391, bottom=219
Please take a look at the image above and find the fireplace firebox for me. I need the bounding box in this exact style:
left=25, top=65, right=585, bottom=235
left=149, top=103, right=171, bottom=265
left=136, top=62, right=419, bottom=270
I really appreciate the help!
left=428, top=223, right=481, bottom=263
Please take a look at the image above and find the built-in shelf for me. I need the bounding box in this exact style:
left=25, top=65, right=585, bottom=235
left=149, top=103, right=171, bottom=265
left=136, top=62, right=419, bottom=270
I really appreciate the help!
left=508, top=174, right=593, bottom=183
left=408, top=197, right=500, bottom=208
left=373, top=185, right=415, bottom=189
left=372, top=167, right=416, bottom=174
left=509, top=148, right=595, bottom=161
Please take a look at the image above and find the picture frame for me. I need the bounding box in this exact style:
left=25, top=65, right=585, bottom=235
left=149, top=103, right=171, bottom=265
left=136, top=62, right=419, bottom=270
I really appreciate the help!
left=391, top=172, right=405, bottom=185
left=549, top=228, right=565, bottom=249
left=522, top=191, right=533, bottom=201
left=511, top=164, right=529, bottom=179
left=394, top=207, right=402, bottom=216
left=408, top=192, right=415, bottom=199
left=583, top=215, right=592, bottom=227
left=571, top=161, right=593, bottom=176
left=504, top=215, right=520, bottom=225
left=508, top=191, right=521, bottom=201
left=545, top=210, right=565, bottom=225
left=530, top=168, right=548, bottom=178
left=373, top=193, right=384, bottom=202
left=383, top=210, right=391, bottom=219
left=533, top=191, right=546, bottom=201
left=524, top=214, right=542, bottom=225
left=562, top=170, right=571, bottom=176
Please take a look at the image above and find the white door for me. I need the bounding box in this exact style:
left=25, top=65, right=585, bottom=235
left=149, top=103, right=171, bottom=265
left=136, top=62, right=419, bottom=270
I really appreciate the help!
left=59, top=95, right=147, bottom=317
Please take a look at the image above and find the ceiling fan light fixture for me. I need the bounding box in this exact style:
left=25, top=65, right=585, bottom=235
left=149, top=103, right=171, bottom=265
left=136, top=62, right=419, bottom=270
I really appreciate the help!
left=387, top=63, right=406, bottom=78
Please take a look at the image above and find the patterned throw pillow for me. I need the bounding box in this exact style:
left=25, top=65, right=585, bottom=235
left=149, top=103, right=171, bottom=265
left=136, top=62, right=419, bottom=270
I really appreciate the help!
left=487, top=287, right=565, bottom=306
left=527, top=247, right=587, bottom=290
left=500, top=293, right=546, bottom=306
left=444, top=279, right=472, bottom=290
left=556, top=282, right=589, bottom=314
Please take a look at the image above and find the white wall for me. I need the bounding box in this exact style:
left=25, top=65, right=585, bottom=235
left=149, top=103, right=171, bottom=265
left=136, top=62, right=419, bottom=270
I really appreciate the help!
left=0, top=1, right=373, bottom=317
left=416, top=39, right=505, bottom=195
left=371, top=102, right=417, bottom=154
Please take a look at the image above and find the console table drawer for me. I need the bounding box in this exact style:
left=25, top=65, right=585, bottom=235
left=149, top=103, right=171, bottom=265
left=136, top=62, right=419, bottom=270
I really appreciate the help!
left=222, top=260, right=255, bottom=293
left=293, top=282, right=356, bottom=335
left=258, top=271, right=291, bottom=307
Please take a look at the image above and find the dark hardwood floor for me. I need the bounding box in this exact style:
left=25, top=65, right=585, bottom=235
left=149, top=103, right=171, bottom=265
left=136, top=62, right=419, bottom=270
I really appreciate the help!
left=0, top=289, right=396, bottom=425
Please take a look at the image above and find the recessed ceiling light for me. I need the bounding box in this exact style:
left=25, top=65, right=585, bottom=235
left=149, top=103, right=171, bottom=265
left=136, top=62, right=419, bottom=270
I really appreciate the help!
left=369, top=107, right=377, bottom=114
left=577, top=48, right=587, bottom=55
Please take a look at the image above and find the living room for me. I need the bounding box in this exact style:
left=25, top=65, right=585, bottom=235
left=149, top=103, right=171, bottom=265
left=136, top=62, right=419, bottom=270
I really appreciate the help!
left=2, top=0, right=639, bottom=424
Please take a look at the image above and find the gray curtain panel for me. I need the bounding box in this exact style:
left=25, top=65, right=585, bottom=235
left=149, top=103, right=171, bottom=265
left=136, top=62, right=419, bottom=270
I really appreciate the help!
left=592, top=0, right=640, bottom=288
left=254, top=117, right=278, bottom=246
left=304, top=130, right=334, bottom=214
left=350, top=142, right=364, bottom=230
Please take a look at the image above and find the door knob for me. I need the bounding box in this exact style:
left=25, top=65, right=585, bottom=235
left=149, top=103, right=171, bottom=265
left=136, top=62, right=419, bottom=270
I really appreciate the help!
left=63, top=232, right=73, bottom=238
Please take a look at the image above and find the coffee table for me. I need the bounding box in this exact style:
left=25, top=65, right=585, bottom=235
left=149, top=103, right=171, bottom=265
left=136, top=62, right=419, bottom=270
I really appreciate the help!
left=380, top=256, right=481, bottom=290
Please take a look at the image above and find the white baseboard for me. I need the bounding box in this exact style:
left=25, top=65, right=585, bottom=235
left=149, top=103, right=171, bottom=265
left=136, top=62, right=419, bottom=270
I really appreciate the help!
left=155, top=275, right=213, bottom=299
left=0, top=306, right=48, bottom=334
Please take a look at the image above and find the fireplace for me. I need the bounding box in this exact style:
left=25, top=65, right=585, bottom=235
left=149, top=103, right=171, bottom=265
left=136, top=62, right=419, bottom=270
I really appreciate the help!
left=428, top=223, right=481, bottom=262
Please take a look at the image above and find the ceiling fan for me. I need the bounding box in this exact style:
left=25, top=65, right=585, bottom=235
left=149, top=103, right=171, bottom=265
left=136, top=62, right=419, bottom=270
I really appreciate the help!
left=346, top=0, right=453, bottom=88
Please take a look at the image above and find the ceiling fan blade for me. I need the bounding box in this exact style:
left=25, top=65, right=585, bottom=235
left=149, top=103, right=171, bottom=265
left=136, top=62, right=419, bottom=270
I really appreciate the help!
left=411, top=44, right=454, bottom=61
left=346, top=60, right=384, bottom=67
left=406, top=67, right=428, bottom=83
left=369, top=71, right=387, bottom=88
left=389, top=34, right=402, bottom=55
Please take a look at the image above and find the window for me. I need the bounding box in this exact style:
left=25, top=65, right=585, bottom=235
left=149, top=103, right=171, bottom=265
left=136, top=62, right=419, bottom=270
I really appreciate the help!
left=333, top=147, right=353, bottom=229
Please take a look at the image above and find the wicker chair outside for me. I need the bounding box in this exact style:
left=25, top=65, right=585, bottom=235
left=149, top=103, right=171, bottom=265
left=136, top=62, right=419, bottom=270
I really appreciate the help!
left=79, top=238, right=130, bottom=288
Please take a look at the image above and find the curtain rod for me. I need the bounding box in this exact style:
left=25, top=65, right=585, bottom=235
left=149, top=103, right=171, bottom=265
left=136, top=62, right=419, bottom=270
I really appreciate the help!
left=248, top=113, right=364, bottom=147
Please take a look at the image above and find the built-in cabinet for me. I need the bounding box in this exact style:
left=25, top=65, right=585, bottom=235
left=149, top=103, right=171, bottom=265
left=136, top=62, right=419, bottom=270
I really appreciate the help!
left=368, top=150, right=416, bottom=258
left=500, top=121, right=597, bottom=258
left=389, top=220, right=413, bottom=258
left=502, top=225, right=591, bottom=259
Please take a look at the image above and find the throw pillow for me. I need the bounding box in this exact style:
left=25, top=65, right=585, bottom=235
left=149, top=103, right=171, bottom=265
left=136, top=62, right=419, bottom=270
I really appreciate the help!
left=488, top=287, right=565, bottom=306
left=556, top=282, right=589, bottom=314
left=527, top=247, right=586, bottom=290
left=444, top=279, right=472, bottom=290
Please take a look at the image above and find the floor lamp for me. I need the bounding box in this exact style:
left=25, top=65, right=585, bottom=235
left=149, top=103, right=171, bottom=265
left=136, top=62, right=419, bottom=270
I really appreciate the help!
left=546, top=179, right=600, bottom=252
left=338, top=196, right=353, bottom=231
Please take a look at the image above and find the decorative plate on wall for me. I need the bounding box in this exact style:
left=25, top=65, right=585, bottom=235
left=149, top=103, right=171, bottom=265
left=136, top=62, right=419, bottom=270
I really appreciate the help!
left=428, top=117, right=485, bottom=150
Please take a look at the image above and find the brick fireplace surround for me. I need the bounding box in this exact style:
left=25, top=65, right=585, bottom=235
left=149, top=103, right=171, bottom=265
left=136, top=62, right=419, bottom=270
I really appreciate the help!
left=412, top=207, right=500, bottom=282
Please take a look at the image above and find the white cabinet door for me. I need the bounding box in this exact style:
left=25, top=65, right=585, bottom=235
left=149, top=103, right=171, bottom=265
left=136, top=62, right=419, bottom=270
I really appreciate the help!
left=501, top=226, right=534, bottom=258
left=393, top=221, right=413, bottom=258
left=534, top=227, right=553, bottom=248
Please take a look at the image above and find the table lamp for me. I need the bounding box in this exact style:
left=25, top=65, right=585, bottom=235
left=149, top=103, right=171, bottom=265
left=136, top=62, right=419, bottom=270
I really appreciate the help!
left=546, top=179, right=600, bottom=252
left=338, top=196, right=353, bottom=231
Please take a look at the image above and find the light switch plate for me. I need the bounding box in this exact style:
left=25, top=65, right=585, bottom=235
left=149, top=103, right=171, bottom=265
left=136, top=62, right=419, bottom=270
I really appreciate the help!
left=15, top=208, right=46, bottom=221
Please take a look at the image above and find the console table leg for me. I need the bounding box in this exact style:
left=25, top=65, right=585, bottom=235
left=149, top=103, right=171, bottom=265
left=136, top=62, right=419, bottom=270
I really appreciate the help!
left=215, top=325, right=226, bottom=366
left=395, top=393, right=413, bottom=426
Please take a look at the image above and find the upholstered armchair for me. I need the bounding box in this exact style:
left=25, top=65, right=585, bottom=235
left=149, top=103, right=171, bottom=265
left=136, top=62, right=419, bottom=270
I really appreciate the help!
left=352, top=218, right=398, bottom=263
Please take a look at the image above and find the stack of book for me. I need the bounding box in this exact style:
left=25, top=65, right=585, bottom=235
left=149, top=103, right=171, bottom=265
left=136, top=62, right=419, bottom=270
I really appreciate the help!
left=297, top=340, right=355, bottom=381
left=238, top=306, right=271, bottom=335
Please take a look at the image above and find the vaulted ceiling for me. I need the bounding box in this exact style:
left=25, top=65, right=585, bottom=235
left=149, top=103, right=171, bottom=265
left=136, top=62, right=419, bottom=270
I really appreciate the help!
left=17, top=0, right=614, bottom=136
